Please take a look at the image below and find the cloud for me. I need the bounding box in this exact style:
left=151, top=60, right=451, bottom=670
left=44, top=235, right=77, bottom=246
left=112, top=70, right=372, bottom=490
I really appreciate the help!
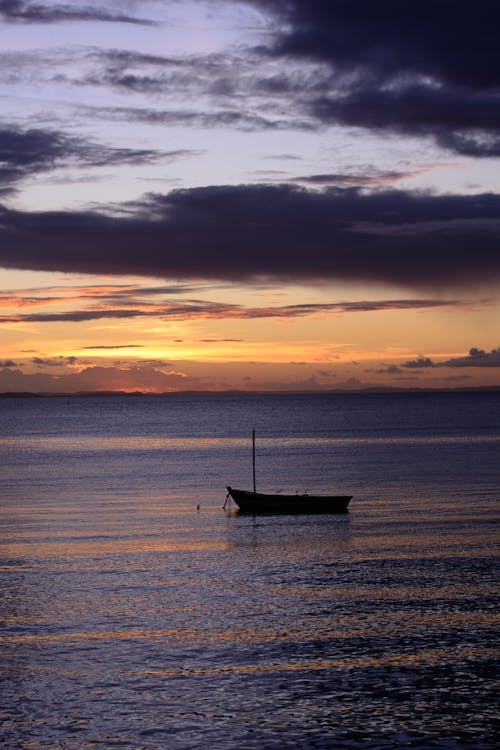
left=84, top=48, right=239, bottom=95
left=82, top=344, right=145, bottom=350
left=198, top=339, right=245, bottom=343
left=253, top=0, right=499, bottom=89
left=443, top=374, right=473, bottom=382
left=0, top=126, right=192, bottom=186
left=401, top=347, right=500, bottom=369
left=81, top=103, right=312, bottom=133
left=0, top=127, right=73, bottom=184
left=402, top=356, right=435, bottom=369
left=443, top=347, right=500, bottom=367
left=0, top=184, right=499, bottom=290
left=288, top=170, right=416, bottom=187
left=245, top=0, right=500, bottom=155
left=0, top=293, right=60, bottom=308
left=31, top=355, right=78, bottom=366
left=0, top=297, right=467, bottom=325
left=6, top=46, right=305, bottom=133
left=0, top=309, right=151, bottom=323
left=0, top=0, right=154, bottom=25
left=374, top=364, right=402, bottom=374
left=0, top=364, right=189, bottom=394
left=4, top=24, right=497, bottom=155
left=0, top=282, right=228, bottom=315
left=311, top=86, right=500, bottom=158
left=77, top=47, right=317, bottom=131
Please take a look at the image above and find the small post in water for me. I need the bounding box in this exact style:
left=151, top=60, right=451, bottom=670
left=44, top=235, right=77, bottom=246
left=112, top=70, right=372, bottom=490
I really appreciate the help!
left=252, top=429, right=256, bottom=494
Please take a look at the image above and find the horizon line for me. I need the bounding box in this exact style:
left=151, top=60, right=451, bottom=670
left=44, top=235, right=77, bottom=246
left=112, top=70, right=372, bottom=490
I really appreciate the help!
left=1, top=386, right=499, bottom=398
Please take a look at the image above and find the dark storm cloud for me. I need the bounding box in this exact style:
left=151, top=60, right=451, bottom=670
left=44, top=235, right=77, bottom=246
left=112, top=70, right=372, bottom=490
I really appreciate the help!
left=250, top=0, right=499, bottom=88
left=0, top=0, right=153, bottom=25
left=0, top=126, right=190, bottom=185
left=0, top=127, right=72, bottom=183
left=245, top=0, right=500, bottom=156
left=312, top=86, right=500, bottom=158
left=0, top=184, right=499, bottom=290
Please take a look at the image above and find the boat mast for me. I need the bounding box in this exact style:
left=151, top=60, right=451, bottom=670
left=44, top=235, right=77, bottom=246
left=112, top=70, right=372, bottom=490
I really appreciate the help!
left=252, top=429, right=256, bottom=494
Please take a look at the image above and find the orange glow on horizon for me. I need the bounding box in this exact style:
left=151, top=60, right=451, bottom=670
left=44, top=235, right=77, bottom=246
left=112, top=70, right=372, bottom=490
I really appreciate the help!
left=0, top=269, right=498, bottom=392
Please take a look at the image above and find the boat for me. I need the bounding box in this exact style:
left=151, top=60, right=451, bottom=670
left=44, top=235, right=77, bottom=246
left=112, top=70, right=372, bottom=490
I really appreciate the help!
left=226, top=487, right=351, bottom=514
left=225, top=431, right=352, bottom=514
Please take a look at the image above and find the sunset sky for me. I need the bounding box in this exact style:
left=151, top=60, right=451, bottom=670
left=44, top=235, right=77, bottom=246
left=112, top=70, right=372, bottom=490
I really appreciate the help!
left=1, top=0, right=499, bottom=393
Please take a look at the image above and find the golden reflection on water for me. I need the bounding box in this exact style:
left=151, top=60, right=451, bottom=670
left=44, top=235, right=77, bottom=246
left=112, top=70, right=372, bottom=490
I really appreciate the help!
left=0, top=538, right=229, bottom=558
left=2, top=434, right=498, bottom=452
left=265, top=582, right=498, bottom=601
left=124, top=646, right=497, bottom=678
left=2, top=611, right=497, bottom=647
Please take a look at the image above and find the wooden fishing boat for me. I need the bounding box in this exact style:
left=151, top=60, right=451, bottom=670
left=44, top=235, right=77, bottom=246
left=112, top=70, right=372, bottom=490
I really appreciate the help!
left=226, top=486, right=351, bottom=514
left=225, top=431, right=352, bottom=514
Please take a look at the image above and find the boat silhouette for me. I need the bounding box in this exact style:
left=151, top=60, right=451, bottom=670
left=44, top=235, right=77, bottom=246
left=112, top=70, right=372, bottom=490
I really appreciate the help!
left=225, top=431, right=352, bottom=514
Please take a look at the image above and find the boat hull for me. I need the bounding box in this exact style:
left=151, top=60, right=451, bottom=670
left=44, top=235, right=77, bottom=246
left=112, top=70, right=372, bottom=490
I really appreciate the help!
left=226, top=487, right=351, bottom=514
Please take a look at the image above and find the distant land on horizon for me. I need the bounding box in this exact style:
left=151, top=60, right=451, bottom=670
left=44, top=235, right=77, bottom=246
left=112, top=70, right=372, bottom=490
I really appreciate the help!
left=1, top=386, right=499, bottom=398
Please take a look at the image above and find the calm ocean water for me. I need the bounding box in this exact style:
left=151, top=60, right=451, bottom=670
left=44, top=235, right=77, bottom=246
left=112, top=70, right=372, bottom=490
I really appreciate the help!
left=1, top=392, right=498, bottom=749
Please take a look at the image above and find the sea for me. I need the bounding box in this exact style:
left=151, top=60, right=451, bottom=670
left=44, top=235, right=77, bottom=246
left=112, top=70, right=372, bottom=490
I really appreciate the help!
left=0, top=391, right=498, bottom=750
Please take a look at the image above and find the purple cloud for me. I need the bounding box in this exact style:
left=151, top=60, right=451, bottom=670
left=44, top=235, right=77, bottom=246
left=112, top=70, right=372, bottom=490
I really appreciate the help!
left=443, top=347, right=500, bottom=367
left=0, top=297, right=467, bottom=325
left=0, top=185, right=499, bottom=290
left=401, top=347, right=500, bottom=369
left=0, top=0, right=154, bottom=25
left=245, top=0, right=500, bottom=156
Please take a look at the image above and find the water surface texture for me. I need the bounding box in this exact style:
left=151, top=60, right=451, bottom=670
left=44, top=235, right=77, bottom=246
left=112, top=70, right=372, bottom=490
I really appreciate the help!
left=1, top=392, right=498, bottom=749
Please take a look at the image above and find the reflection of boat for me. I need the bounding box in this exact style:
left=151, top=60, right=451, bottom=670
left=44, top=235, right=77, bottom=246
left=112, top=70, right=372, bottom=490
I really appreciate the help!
left=225, top=431, right=352, bottom=514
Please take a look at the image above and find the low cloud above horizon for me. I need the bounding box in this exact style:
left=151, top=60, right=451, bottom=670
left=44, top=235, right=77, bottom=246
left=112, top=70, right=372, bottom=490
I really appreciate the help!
left=1, top=344, right=499, bottom=395
left=375, top=347, right=500, bottom=374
